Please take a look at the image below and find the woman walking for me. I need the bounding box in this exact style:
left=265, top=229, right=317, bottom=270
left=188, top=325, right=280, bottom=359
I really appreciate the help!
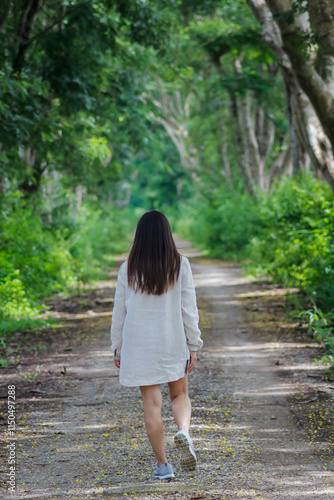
left=110, top=210, right=203, bottom=480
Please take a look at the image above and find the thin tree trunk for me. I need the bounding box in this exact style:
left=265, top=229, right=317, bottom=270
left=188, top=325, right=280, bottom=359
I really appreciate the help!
left=242, top=94, right=264, bottom=189
left=266, top=146, right=292, bottom=188
left=220, top=142, right=232, bottom=185
left=282, top=72, right=302, bottom=174
left=220, top=123, right=232, bottom=185
left=19, top=152, right=45, bottom=195
left=0, top=0, right=11, bottom=29
left=230, top=93, right=257, bottom=197
left=12, top=0, right=41, bottom=75
left=255, top=107, right=275, bottom=161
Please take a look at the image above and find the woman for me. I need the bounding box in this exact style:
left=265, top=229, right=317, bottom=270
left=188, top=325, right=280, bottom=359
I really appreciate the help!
left=110, top=210, right=203, bottom=480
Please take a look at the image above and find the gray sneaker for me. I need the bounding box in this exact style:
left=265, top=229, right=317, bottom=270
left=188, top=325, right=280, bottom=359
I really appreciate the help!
left=174, top=428, right=197, bottom=471
left=154, top=461, right=175, bottom=480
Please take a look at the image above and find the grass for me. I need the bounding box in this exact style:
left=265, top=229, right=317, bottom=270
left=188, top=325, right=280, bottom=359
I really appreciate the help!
left=0, top=317, right=56, bottom=339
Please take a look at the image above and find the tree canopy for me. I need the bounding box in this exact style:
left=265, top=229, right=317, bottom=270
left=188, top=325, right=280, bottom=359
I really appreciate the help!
left=1, top=0, right=334, bottom=200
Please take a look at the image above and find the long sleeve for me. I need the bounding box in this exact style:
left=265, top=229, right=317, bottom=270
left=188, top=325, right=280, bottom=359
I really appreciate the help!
left=110, top=262, right=127, bottom=357
left=181, top=257, right=203, bottom=351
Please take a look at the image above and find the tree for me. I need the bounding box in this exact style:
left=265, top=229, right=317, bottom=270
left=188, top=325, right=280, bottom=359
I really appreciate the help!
left=0, top=0, right=173, bottom=201
left=246, top=0, right=334, bottom=193
left=187, top=8, right=289, bottom=197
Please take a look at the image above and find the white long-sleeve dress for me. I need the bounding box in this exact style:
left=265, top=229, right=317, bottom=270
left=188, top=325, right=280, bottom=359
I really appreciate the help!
left=110, top=255, right=203, bottom=387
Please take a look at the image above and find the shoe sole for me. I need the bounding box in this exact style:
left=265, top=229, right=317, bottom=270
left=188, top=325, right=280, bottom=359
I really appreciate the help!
left=174, top=432, right=197, bottom=472
left=154, top=473, right=175, bottom=480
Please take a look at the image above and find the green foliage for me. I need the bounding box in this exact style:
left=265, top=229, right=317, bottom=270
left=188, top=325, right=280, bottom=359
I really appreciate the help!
left=0, top=193, right=75, bottom=334
left=0, top=193, right=135, bottom=334
left=300, top=308, right=334, bottom=353
left=69, top=204, right=137, bottom=281
left=247, top=175, right=334, bottom=374
left=20, top=364, right=42, bottom=380
left=299, top=308, right=334, bottom=379
left=0, top=265, right=41, bottom=319
left=129, top=135, right=194, bottom=210
left=1, top=195, right=76, bottom=303
left=185, top=175, right=334, bottom=313
left=176, top=173, right=334, bottom=375
left=1, top=1, right=177, bottom=197
left=0, top=317, right=53, bottom=338
left=249, top=175, right=334, bottom=310
left=174, top=188, right=261, bottom=259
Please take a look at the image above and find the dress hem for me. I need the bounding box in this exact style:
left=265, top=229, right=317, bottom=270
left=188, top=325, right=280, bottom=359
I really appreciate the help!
left=119, top=372, right=187, bottom=387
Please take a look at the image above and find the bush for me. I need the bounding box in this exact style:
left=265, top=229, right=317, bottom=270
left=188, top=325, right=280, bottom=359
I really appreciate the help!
left=0, top=258, right=41, bottom=320
left=68, top=204, right=137, bottom=281
left=0, top=194, right=136, bottom=333
left=176, top=175, right=334, bottom=311
left=174, top=189, right=260, bottom=260
left=248, top=175, right=334, bottom=310
left=1, top=196, right=76, bottom=303
left=176, top=174, right=334, bottom=375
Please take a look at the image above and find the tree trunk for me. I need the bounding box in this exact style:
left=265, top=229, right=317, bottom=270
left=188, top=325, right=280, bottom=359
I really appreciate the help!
left=19, top=149, right=45, bottom=196
left=266, top=146, right=292, bottom=188
left=12, top=0, right=41, bottom=75
left=0, top=0, right=11, bottom=30
left=230, top=92, right=257, bottom=197
left=283, top=72, right=302, bottom=174
left=242, top=94, right=264, bottom=189
left=265, top=0, right=334, bottom=152
left=247, top=0, right=334, bottom=194
left=144, top=79, right=197, bottom=170
left=292, top=90, right=334, bottom=188
left=219, top=140, right=232, bottom=185
left=308, top=0, right=334, bottom=57
left=255, top=106, right=275, bottom=161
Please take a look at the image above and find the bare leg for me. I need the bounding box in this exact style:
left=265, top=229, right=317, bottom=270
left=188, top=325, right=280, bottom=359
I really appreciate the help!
left=140, top=385, right=167, bottom=467
left=168, top=375, right=191, bottom=433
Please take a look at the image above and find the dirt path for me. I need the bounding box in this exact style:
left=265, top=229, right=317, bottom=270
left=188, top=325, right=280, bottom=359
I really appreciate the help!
left=1, top=243, right=334, bottom=499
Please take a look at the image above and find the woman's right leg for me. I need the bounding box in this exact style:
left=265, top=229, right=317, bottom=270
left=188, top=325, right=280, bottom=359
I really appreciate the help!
left=168, top=375, right=191, bottom=432
left=140, top=384, right=167, bottom=467
left=169, top=375, right=197, bottom=471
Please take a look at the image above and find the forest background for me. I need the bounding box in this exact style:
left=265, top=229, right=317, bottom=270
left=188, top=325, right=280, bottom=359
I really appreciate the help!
left=1, top=0, right=334, bottom=374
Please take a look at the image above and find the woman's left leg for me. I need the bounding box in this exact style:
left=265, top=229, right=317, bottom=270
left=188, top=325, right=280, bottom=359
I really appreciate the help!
left=140, top=384, right=167, bottom=467
left=168, top=375, right=191, bottom=432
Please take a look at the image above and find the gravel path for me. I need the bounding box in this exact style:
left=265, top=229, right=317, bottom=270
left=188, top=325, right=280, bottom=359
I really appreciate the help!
left=1, top=244, right=334, bottom=499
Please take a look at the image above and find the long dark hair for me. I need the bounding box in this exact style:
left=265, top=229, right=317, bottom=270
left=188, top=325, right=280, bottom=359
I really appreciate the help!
left=127, top=211, right=181, bottom=295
